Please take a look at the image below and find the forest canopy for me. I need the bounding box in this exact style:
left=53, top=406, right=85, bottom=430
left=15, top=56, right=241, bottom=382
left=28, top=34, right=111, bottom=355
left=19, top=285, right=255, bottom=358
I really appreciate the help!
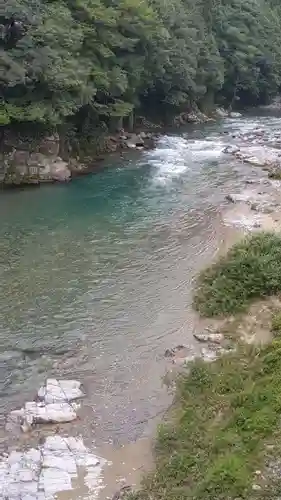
left=1, top=0, right=281, bottom=131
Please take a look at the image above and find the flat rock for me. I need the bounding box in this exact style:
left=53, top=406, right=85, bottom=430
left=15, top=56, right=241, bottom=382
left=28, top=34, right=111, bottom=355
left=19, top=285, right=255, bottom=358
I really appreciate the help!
left=244, top=156, right=267, bottom=167
left=194, top=333, right=224, bottom=344
left=0, top=436, right=105, bottom=500
left=38, top=379, right=84, bottom=404
left=8, top=399, right=79, bottom=432
left=229, top=112, right=242, bottom=118
left=223, top=145, right=240, bottom=154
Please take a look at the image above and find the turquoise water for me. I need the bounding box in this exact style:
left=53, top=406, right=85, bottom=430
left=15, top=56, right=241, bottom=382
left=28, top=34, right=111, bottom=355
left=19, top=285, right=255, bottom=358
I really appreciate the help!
left=0, top=116, right=274, bottom=447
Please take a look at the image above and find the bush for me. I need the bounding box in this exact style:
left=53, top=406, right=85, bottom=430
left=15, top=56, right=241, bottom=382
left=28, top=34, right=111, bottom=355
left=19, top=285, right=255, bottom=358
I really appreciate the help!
left=194, top=232, right=281, bottom=317
left=271, top=312, right=281, bottom=336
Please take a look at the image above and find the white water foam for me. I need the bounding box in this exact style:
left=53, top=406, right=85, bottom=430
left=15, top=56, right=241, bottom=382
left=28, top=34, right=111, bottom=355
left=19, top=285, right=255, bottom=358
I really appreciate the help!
left=145, top=136, right=224, bottom=185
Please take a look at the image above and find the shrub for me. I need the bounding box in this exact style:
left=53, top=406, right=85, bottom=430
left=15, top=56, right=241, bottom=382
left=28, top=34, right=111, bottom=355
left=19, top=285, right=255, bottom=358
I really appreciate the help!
left=194, top=232, right=281, bottom=317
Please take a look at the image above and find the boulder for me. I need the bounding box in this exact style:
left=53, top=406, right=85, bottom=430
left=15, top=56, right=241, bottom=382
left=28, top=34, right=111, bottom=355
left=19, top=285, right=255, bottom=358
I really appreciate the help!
left=50, top=159, right=71, bottom=182
left=11, top=149, right=30, bottom=166
left=244, top=156, right=267, bottom=167
left=229, top=112, right=242, bottom=118
left=38, top=133, right=60, bottom=157
left=10, top=401, right=77, bottom=429
left=186, top=112, right=201, bottom=123
left=126, top=134, right=144, bottom=148
left=139, top=131, right=147, bottom=139
left=7, top=379, right=83, bottom=432
left=38, top=379, right=84, bottom=404
left=223, top=145, right=240, bottom=154
left=215, top=107, right=228, bottom=118
left=194, top=333, right=224, bottom=344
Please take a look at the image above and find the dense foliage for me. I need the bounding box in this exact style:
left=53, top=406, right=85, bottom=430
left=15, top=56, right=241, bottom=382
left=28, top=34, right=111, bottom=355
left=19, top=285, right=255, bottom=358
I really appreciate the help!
left=1, top=0, right=281, bottom=131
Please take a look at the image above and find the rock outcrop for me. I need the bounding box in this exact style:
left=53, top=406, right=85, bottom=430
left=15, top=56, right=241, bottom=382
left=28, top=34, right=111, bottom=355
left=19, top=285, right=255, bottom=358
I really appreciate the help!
left=1, top=133, right=73, bottom=185
left=0, top=435, right=106, bottom=500
left=6, top=379, right=84, bottom=433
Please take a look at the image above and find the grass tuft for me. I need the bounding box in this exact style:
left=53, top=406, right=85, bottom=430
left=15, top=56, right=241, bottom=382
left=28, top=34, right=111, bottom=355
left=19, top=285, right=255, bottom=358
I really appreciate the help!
left=194, top=232, right=281, bottom=317
left=271, top=311, right=281, bottom=337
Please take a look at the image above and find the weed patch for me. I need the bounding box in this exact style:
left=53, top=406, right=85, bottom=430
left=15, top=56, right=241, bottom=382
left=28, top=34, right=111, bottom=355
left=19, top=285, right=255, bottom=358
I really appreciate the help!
left=194, top=232, right=281, bottom=317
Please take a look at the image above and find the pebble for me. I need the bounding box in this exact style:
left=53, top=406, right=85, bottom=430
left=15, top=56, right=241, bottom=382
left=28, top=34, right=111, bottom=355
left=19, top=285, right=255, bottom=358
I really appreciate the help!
left=252, top=484, right=262, bottom=491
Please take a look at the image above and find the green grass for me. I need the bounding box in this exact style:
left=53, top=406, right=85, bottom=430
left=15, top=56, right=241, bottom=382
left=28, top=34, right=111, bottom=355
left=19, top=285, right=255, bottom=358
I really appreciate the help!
left=130, top=231, right=281, bottom=500
left=271, top=311, right=281, bottom=337
left=133, top=341, right=281, bottom=500
left=194, top=232, right=281, bottom=317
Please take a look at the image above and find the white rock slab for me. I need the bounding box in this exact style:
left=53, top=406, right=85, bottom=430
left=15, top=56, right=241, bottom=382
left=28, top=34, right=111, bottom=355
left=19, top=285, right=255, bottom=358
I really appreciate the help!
left=7, top=379, right=83, bottom=433
left=9, top=401, right=77, bottom=432
left=25, top=401, right=77, bottom=423
left=0, top=435, right=106, bottom=500
left=38, top=379, right=84, bottom=404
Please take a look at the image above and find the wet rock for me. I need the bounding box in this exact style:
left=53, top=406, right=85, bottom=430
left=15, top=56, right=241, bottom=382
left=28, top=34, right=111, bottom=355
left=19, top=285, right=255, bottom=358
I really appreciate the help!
left=223, top=145, right=240, bottom=154
left=193, top=333, right=224, bottom=344
left=225, top=193, right=250, bottom=203
left=250, top=201, right=278, bottom=214
left=252, top=484, right=262, bottom=491
left=7, top=379, right=83, bottom=432
left=164, top=345, right=186, bottom=358
left=164, top=345, right=196, bottom=366
left=38, top=379, right=84, bottom=404
left=244, top=156, right=267, bottom=167
left=0, top=436, right=106, bottom=499
left=245, top=179, right=258, bottom=185
left=215, top=107, right=228, bottom=118
left=50, top=159, right=71, bottom=182
left=229, top=112, right=242, bottom=118
left=172, top=354, right=196, bottom=366
left=112, top=485, right=133, bottom=500
left=139, top=131, right=147, bottom=139
left=38, top=133, right=60, bottom=157
left=10, top=401, right=77, bottom=429
left=201, top=347, right=218, bottom=363
left=125, top=134, right=144, bottom=149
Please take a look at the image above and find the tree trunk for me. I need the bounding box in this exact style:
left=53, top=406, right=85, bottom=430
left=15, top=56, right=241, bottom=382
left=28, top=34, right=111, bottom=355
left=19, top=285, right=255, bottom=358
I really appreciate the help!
left=128, top=110, right=134, bottom=132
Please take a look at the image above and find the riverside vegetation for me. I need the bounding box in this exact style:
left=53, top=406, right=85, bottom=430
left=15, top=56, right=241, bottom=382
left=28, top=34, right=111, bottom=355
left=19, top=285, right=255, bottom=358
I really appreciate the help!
left=2, top=0, right=281, bottom=146
left=131, top=232, right=281, bottom=500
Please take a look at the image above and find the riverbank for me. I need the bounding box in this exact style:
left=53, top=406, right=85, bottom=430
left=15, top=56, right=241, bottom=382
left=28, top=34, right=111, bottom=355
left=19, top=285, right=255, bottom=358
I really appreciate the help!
left=0, top=107, right=235, bottom=187
left=129, top=232, right=281, bottom=500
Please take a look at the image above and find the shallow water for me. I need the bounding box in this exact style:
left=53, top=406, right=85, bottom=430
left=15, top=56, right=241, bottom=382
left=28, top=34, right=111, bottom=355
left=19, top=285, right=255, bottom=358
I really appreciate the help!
left=1, top=112, right=280, bottom=450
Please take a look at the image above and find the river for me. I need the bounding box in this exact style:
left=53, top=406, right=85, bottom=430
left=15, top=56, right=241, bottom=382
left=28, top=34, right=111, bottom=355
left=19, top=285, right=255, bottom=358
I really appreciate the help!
left=1, top=111, right=280, bottom=484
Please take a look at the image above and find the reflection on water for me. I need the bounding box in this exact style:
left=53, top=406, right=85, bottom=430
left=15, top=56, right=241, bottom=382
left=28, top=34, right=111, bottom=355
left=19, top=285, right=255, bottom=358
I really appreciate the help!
left=1, top=113, right=281, bottom=446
